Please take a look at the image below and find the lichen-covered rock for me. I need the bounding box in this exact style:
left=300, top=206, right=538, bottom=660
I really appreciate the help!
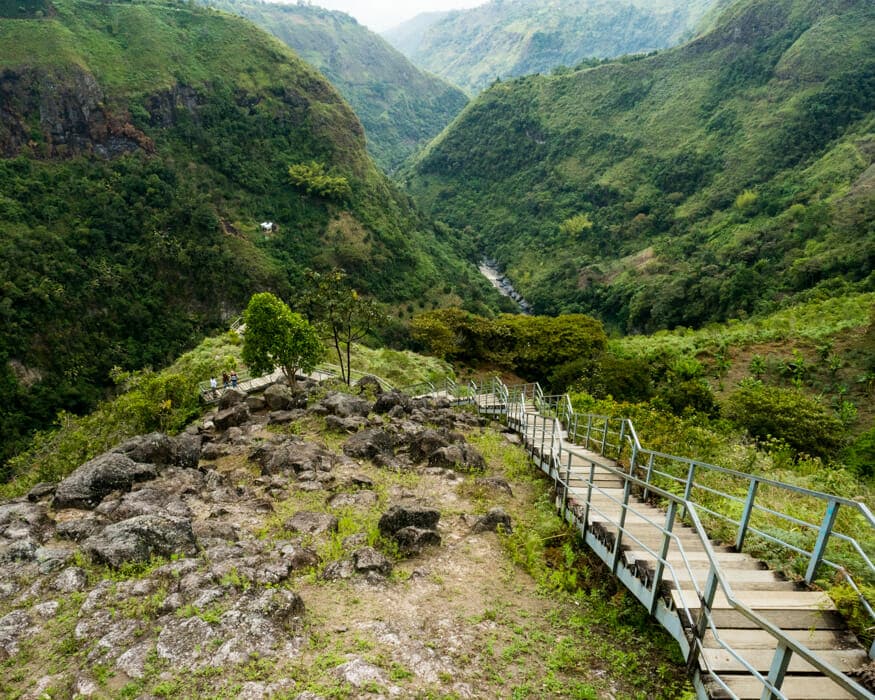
left=471, top=508, right=513, bottom=534
left=325, top=415, right=367, bottom=433
left=52, top=566, right=89, bottom=593
left=212, top=403, right=250, bottom=431
left=283, top=511, right=338, bottom=536
left=83, top=514, right=198, bottom=567
left=475, top=476, right=514, bottom=496
left=322, top=558, right=355, bottom=581
left=394, top=526, right=441, bottom=554
left=428, top=444, right=486, bottom=472
left=407, top=429, right=451, bottom=463
left=372, top=390, right=410, bottom=415
left=172, top=433, right=203, bottom=469
left=54, top=452, right=158, bottom=510
left=343, top=429, right=395, bottom=461
left=113, top=432, right=177, bottom=466
left=353, top=547, right=391, bottom=575
left=378, top=504, right=440, bottom=536
left=26, top=482, right=56, bottom=503
left=320, top=392, right=372, bottom=418
left=0, top=609, right=31, bottom=660
left=327, top=491, right=378, bottom=509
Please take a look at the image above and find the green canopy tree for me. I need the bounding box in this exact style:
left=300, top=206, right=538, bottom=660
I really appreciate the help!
left=242, top=292, right=323, bottom=387
left=302, top=268, right=384, bottom=385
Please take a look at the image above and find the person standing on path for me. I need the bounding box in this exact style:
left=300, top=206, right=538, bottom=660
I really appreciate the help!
left=230, top=371, right=238, bottom=388
left=222, top=372, right=230, bottom=390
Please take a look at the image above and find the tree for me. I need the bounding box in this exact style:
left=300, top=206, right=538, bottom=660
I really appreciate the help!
left=288, top=161, right=351, bottom=201
left=242, top=292, right=323, bottom=387
left=302, top=269, right=384, bottom=385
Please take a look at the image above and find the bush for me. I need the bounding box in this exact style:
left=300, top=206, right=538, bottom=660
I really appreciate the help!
left=725, top=382, right=844, bottom=459
left=655, top=379, right=719, bottom=418
left=569, top=354, right=653, bottom=402
left=843, top=428, right=875, bottom=479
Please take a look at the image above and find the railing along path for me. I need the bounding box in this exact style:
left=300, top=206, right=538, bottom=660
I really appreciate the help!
left=446, top=378, right=875, bottom=700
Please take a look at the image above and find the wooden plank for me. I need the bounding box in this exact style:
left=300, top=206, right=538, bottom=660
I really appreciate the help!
left=700, top=646, right=868, bottom=673
left=672, top=588, right=835, bottom=612
left=707, top=608, right=847, bottom=630
left=708, top=675, right=857, bottom=699
left=703, top=628, right=863, bottom=651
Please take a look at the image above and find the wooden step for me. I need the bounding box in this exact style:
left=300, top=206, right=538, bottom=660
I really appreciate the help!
left=624, top=550, right=765, bottom=569
left=703, top=629, right=862, bottom=651
left=700, top=646, right=868, bottom=674
left=707, top=675, right=858, bottom=699
left=672, top=588, right=835, bottom=612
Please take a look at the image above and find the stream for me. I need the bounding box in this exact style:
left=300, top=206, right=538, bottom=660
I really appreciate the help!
left=478, top=258, right=533, bottom=314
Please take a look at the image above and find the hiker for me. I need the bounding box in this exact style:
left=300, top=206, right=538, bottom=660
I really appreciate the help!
left=222, top=372, right=230, bottom=389
left=230, top=370, right=238, bottom=388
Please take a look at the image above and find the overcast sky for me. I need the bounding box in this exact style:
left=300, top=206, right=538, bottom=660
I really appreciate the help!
left=306, top=0, right=486, bottom=32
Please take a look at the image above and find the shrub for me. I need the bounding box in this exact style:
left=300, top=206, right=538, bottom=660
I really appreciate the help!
left=843, top=428, right=875, bottom=479
left=655, top=379, right=719, bottom=418
left=725, top=382, right=844, bottom=459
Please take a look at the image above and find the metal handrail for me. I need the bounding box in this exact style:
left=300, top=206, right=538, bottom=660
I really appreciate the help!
left=474, top=378, right=875, bottom=698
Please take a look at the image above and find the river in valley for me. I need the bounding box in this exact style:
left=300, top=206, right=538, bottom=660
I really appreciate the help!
left=478, top=258, right=533, bottom=314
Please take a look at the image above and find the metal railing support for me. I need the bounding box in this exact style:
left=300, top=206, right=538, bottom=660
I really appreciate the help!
left=761, top=643, right=793, bottom=700
left=682, top=463, right=697, bottom=521
left=600, top=417, right=609, bottom=455
left=561, top=452, right=573, bottom=521
left=585, top=414, right=593, bottom=449
left=806, top=500, right=840, bottom=584
left=611, top=478, right=633, bottom=573
left=617, top=420, right=626, bottom=461
left=650, top=501, right=678, bottom=615
left=643, top=453, right=656, bottom=501
left=736, top=480, right=760, bottom=552
left=583, top=460, right=596, bottom=530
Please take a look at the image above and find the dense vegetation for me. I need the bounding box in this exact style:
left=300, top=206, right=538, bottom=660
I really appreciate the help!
left=405, top=0, right=875, bottom=331
left=383, top=0, right=717, bottom=95
left=0, top=0, right=495, bottom=468
left=201, top=0, right=468, bottom=172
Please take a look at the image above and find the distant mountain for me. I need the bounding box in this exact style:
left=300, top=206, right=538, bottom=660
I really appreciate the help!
left=405, top=0, right=875, bottom=330
left=202, top=0, right=468, bottom=172
left=0, top=0, right=490, bottom=465
left=382, top=0, right=718, bottom=94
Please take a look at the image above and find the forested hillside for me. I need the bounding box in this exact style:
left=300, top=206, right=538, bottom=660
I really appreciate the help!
left=406, top=0, right=875, bottom=329
left=383, top=0, right=717, bottom=95
left=0, top=0, right=492, bottom=466
left=201, top=0, right=468, bottom=172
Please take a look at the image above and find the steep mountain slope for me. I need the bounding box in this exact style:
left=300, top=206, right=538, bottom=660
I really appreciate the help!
left=406, top=0, right=875, bottom=330
left=383, top=0, right=718, bottom=95
left=0, top=0, right=492, bottom=465
left=201, top=0, right=468, bottom=172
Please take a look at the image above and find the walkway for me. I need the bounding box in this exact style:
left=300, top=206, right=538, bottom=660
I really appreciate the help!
left=459, top=382, right=874, bottom=699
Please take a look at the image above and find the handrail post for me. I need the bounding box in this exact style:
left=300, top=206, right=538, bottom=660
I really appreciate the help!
left=688, top=567, right=719, bottom=671
left=583, top=460, right=596, bottom=531
left=600, top=417, right=609, bottom=455
left=540, top=415, right=547, bottom=465
left=617, top=420, right=626, bottom=462
left=561, top=451, right=573, bottom=521
left=681, top=463, right=696, bottom=522
left=761, top=643, right=793, bottom=700
left=585, top=415, right=593, bottom=449
left=736, top=480, right=760, bottom=552
left=611, top=477, right=632, bottom=573
left=805, top=500, right=840, bottom=584
left=650, top=501, right=678, bottom=614
left=643, top=453, right=656, bottom=502
left=549, top=418, right=556, bottom=476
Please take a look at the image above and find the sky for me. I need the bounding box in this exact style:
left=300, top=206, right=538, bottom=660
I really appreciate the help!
left=305, top=0, right=486, bottom=32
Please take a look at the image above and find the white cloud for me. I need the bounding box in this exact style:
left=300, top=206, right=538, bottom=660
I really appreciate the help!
left=302, top=0, right=486, bottom=32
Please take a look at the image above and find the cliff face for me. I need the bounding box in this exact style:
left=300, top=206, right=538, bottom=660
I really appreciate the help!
left=0, top=66, right=153, bottom=158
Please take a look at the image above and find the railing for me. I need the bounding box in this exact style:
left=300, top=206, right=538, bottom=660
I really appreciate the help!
left=442, top=377, right=875, bottom=699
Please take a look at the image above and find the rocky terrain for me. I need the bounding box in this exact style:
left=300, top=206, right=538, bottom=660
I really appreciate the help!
left=0, top=378, right=688, bottom=698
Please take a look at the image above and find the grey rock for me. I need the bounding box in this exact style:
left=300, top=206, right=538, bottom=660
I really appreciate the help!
left=407, top=429, right=450, bottom=463
left=245, top=395, right=267, bottom=412
left=83, top=514, right=198, bottom=568
left=200, top=442, right=228, bottom=460
left=173, top=433, right=203, bottom=469
left=475, top=476, right=514, bottom=496
left=26, top=482, right=56, bottom=502
left=54, top=452, right=158, bottom=509
left=261, top=441, right=332, bottom=476
left=320, top=392, right=372, bottom=418
left=342, top=533, right=368, bottom=549
left=264, top=383, right=305, bottom=411
left=333, top=657, right=389, bottom=689
left=343, top=429, right=395, bottom=461
left=212, top=403, right=250, bottom=431
left=325, top=415, right=366, bottom=433
left=114, top=432, right=176, bottom=466
left=373, top=390, right=411, bottom=415
left=268, top=409, right=306, bottom=424
left=193, top=521, right=239, bottom=541
left=156, top=616, right=218, bottom=669
left=52, top=566, right=89, bottom=593
left=0, top=501, right=52, bottom=541
left=471, top=507, right=513, bottom=534
left=394, top=526, right=441, bottom=553
left=0, top=609, right=31, bottom=659
left=35, top=546, right=74, bottom=574
left=218, top=388, right=246, bottom=409
left=277, top=543, right=319, bottom=570
left=352, top=547, right=391, bottom=575
left=328, top=491, right=378, bottom=509
left=354, top=375, right=384, bottom=396
left=283, top=511, right=338, bottom=536
left=1, top=538, right=37, bottom=562
left=322, top=558, right=355, bottom=580
left=428, top=444, right=486, bottom=472
left=115, top=641, right=153, bottom=679
left=378, top=504, right=440, bottom=536
left=55, top=517, right=102, bottom=542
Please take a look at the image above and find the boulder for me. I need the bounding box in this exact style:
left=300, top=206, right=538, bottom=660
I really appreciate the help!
left=264, top=383, right=305, bottom=411
left=26, top=482, right=56, bottom=502
left=378, top=504, right=440, bottom=536
left=276, top=543, right=319, bottom=571
left=260, top=441, right=332, bottom=476
left=428, top=444, right=486, bottom=472
left=327, top=491, right=378, bottom=509
left=407, top=429, right=451, bottom=463
left=320, top=392, right=372, bottom=418
left=354, top=375, right=384, bottom=396
left=245, top=395, right=267, bottom=412
left=471, top=507, right=513, bottom=534
left=212, top=403, right=250, bottom=431
left=114, top=432, right=176, bottom=466
left=372, top=390, right=410, bottom=415
left=475, top=476, right=514, bottom=497
left=343, top=429, right=395, bottom=461
left=322, top=558, right=355, bottom=581
left=267, top=409, right=306, bottom=425
left=54, top=452, right=158, bottom=510
left=172, top=433, right=202, bottom=469
left=325, top=415, right=367, bottom=433
left=83, top=514, right=198, bottom=568
left=394, top=526, right=441, bottom=553
left=352, top=547, right=391, bottom=575
left=283, top=511, right=338, bottom=536
left=218, top=388, right=246, bottom=409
